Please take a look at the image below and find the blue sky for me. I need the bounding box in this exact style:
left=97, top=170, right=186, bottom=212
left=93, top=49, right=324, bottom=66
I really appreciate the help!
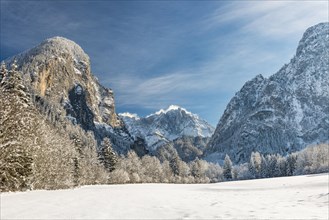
left=1, top=1, right=328, bottom=126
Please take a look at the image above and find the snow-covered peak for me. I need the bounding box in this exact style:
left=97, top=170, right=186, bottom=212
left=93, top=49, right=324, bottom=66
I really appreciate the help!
left=148, top=105, right=197, bottom=118
left=295, top=22, right=328, bottom=60
left=120, top=106, right=214, bottom=151
left=207, top=22, right=329, bottom=164
left=5, top=36, right=90, bottom=75
left=118, top=112, right=140, bottom=120
left=40, top=36, right=89, bottom=63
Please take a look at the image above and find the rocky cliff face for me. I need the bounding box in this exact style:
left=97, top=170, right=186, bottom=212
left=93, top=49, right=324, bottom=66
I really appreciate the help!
left=5, top=37, right=132, bottom=151
left=120, top=105, right=214, bottom=152
left=206, top=22, right=329, bottom=163
left=7, top=37, right=121, bottom=127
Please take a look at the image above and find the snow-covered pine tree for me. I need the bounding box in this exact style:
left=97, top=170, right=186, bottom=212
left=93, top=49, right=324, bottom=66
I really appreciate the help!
left=190, top=158, right=201, bottom=180
left=78, top=131, right=107, bottom=185
left=0, top=61, right=7, bottom=83
left=161, top=160, right=173, bottom=182
left=169, top=155, right=181, bottom=176
left=2, top=60, right=29, bottom=104
left=190, top=158, right=209, bottom=183
left=140, top=155, right=163, bottom=183
left=286, top=153, right=297, bottom=176
left=71, top=135, right=83, bottom=186
left=266, top=154, right=281, bottom=177
left=125, top=150, right=143, bottom=183
left=249, top=152, right=262, bottom=178
left=0, top=60, right=34, bottom=191
left=101, top=138, right=118, bottom=172
left=223, top=154, right=233, bottom=180
left=277, top=155, right=288, bottom=176
left=30, top=120, right=76, bottom=190
left=260, top=155, right=268, bottom=178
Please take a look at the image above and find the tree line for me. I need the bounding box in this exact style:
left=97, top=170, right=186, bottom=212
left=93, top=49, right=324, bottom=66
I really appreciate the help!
left=107, top=143, right=328, bottom=184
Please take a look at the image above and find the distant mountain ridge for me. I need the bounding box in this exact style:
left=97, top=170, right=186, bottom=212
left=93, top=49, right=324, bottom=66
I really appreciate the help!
left=120, top=105, right=215, bottom=151
left=206, top=22, right=329, bottom=163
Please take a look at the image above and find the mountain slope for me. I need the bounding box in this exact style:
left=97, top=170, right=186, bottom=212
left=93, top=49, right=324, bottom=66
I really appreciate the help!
left=5, top=36, right=133, bottom=152
left=120, top=105, right=214, bottom=151
left=0, top=62, right=108, bottom=191
left=206, top=22, right=329, bottom=163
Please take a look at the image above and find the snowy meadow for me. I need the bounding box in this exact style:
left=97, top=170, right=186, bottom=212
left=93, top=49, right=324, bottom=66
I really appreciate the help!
left=1, top=174, right=328, bottom=219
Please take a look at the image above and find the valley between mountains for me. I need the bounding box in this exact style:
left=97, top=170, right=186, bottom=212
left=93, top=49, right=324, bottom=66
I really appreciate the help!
left=0, top=23, right=328, bottom=192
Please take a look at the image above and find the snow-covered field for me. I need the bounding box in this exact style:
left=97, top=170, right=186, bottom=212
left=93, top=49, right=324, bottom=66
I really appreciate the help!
left=1, top=174, right=328, bottom=219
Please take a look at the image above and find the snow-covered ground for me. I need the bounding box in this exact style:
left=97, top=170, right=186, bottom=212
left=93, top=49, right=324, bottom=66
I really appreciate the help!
left=1, top=174, right=328, bottom=219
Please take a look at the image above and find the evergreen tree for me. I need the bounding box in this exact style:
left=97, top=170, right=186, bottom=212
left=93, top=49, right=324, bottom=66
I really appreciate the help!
left=267, top=154, right=280, bottom=177
left=277, top=156, right=288, bottom=176
left=169, top=155, right=181, bottom=176
left=2, top=59, right=28, bottom=104
left=0, top=61, right=7, bottom=83
left=190, top=158, right=201, bottom=179
left=189, top=158, right=209, bottom=183
left=125, top=150, right=143, bottom=183
left=0, top=60, right=34, bottom=191
left=101, top=138, right=118, bottom=172
left=286, top=153, right=297, bottom=176
left=223, top=154, right=233, bottom=180
left=72, top=136, right=83, bottom=186
left=141, top=155, right=163, bottom=183
left=249, top=152, right=262, bottom=178
left=260, top=155, right=268, bottom=178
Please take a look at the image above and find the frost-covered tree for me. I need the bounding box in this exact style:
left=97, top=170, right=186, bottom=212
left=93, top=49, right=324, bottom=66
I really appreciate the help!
left=0, top=61, right=7, bottom=83
left=266, top=154, right=281, bottom=177
left=248, top=152, right=262, bottom=178
left=178, top=160, right=191, bottom=180
left=66, top=127, right=107, bottom=186
left=235, top=163, right=251, bottom=180
left=156, top=144, right=183, bottom=177
left=223, top=154, right=233, bottom=180
left=190, top=158, right=201, bottom=179
left=286, top=153, right=297, bottom=176
left=0, top=61, right=34, bottom=191
left=108, top=168, right=130, bottom=184
left=0, top=62, right=84, bottom=191
left=30, top=121, right=76, bottom=190
left=277, top=155, right=288, bottom=176
left=2, top=60, right=28, bottom=104
left=161, top=160, right=173, bottom=183
left=101, top=138, right=118, bottom=172
left=206, top=163, right=224, bottom=182
left=295, top=144, right=329, bottom=174
left=260, top=155, right=268, bottom=178
left=169, top=155, right=181, bottom=176
left=125, top=150, right=143, bottom=183
left=141, top=155, right=163, bottom=183
left=232, top=166, right=239, bottom=180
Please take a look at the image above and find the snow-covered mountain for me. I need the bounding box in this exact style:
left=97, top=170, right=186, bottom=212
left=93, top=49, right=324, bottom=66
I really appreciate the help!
left=206, top=22, right=329, bottom=163
left=120, top=105, right=215, bottom=151
left=5, top=36, right=133, bottom=152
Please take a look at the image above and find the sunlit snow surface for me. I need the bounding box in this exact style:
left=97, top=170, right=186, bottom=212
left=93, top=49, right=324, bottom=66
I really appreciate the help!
left=1, top=174, right=328, bottom=219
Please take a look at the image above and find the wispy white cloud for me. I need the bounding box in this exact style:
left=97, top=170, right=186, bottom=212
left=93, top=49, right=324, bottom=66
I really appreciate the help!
left=109, top=43, right=279, bottom=109
left=109, top=71, right=199, bottom=108
left=207, top=1, right=328, bottom=38
left=109, top=1, right=328, bottom=117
